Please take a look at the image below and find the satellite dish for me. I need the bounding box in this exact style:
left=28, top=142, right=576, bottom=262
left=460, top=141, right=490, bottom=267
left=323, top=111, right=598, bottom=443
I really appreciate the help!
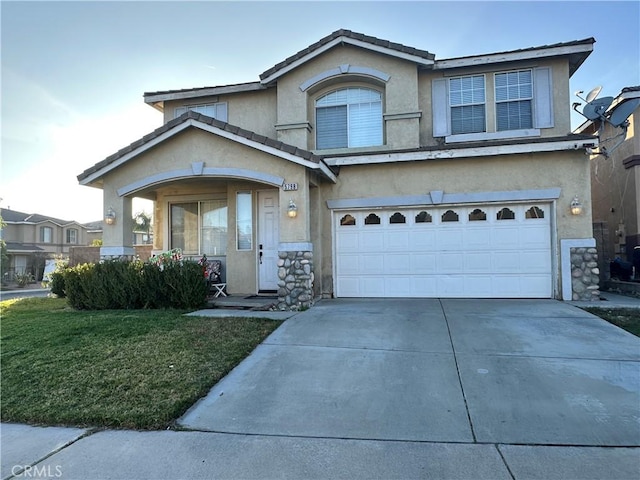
left=582, top=96, right=614, bottom=120
left=585, top=86, right=602, bottom=103
left=608, top=98, right=640, bottom=127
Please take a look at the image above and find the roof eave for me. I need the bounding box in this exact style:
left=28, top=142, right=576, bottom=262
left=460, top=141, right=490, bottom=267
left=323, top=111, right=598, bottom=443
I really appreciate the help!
left=434, top=40, right=594, bottom=75
left=143, top=82, right=267, bottom=106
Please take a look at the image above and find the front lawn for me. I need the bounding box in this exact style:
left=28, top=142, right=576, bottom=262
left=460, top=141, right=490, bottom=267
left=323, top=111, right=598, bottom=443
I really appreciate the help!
left=583, top=307, right=640, bottom=337
left=0, top=297, right=281, bottom=429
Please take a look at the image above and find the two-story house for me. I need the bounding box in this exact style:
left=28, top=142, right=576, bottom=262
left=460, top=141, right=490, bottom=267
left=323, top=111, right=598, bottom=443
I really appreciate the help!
left=1, top=208, right=92, bottom=281
left=78, top=30, right=599, bottom=308
left=581, top=86, right=640, bottom=280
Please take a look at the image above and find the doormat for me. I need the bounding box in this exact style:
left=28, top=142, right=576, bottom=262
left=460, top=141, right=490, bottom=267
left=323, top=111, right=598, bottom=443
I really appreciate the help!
left=244, top=295, right=278, bottom=300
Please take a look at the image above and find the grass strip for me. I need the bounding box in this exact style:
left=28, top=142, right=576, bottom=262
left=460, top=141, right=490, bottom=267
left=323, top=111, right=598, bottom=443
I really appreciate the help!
left=583, top=307, right=640, bottom=337
left=1, top=297, right=281, bottom=429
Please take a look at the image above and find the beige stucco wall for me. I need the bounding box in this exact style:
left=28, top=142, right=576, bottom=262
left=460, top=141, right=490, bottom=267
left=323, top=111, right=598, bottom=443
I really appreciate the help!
left=591, top=110, right=639, bottom=260
left=277, top=44, right=421, bottom=152
left=163, top=88, right=277, bottom=139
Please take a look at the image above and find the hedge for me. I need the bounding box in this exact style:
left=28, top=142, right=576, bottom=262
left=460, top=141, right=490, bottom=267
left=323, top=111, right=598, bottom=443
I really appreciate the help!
left=60, top=258, right=207, bottom=310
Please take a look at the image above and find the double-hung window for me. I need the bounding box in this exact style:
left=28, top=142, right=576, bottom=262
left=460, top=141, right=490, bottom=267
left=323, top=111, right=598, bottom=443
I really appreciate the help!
left=40, top=226, right=52, bottom=243
left=66, top=228, right=78, bottom=244
left=316, top=88, right=382, bottom=149
left=174, top=103, right=228, bottom=122
left=449, top=75, right=486, bottom=135
left=495, top=70, right=533, bottom=131
left=170, top=199, right=228, bottom=256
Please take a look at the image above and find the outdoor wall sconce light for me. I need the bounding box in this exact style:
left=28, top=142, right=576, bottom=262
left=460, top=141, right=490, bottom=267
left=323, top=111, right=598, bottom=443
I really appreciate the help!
left=104, top=207, right=117, bottom=225
left=287, top=199, right=298, bottom=218
left=570, top=196, right=583, bottom=216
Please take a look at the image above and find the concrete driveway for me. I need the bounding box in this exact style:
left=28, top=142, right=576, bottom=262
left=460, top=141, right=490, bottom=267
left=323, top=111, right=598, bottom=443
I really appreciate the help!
left=180, top=298, right=639, bottom=446
left=4, top=298, right=639, bottom=479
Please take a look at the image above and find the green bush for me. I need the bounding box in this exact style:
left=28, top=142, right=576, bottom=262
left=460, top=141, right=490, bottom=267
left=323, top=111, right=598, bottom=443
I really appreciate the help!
left=63, top=258, right=207, bottom=310
left=49, top=271, right=67, bottom=298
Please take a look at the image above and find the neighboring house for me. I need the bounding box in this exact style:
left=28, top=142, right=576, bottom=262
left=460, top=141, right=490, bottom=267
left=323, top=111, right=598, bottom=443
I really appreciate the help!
left=78, top=29, right=600, bottom=307
left=1, top=208, right=92, bottom=280
left=580, top=86, right=640, bottom=279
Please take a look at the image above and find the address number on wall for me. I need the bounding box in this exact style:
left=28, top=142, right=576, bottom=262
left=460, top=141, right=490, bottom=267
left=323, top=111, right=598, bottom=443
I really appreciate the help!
left=283, top=183, right=298, bottom=191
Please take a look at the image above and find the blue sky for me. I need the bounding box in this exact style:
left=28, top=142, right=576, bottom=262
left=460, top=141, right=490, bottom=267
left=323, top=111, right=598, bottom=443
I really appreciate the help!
left=2, top=0, right=639, bottom=223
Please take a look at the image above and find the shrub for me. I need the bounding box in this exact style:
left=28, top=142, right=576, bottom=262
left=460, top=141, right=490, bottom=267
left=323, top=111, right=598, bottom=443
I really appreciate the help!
left=63, top=255, right=207, bottom=310
left=14, top=272, right=34, bottom=288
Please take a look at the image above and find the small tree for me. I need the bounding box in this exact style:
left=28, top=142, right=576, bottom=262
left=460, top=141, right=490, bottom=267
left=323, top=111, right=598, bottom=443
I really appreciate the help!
left=133, top=211, right=152, bottom=244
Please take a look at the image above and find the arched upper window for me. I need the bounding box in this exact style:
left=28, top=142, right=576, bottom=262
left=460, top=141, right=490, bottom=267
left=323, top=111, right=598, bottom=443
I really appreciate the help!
left=316, top=88, right=383, bottom=149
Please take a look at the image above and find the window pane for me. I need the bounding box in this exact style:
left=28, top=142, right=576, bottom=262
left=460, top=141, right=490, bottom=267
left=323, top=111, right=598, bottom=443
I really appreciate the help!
left=171, top=203, right=198, bottom=254
left=236, top=192, right=252, bottom=250
left=317, top=105, right=348, bottom=149
left=452, top=104, right=485, bottom=134
left=201, top=200, right=228, bottom=256
left=316, top=88, right=382, bottom=149
left=497, top=100, right=532, bottom=131
left=349, top=101, right=382, bottom=147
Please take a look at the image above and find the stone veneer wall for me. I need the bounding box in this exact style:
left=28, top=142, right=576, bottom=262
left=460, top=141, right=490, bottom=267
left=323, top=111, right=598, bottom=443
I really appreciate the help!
left=570, top=246, right=600, bottom=301
left=277, top=250, right=314, bottom=310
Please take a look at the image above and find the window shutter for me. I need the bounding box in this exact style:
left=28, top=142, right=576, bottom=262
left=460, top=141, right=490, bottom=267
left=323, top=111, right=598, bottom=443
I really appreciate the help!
left=534, top=67, right=554, bottom=128
left=432, top=79, right=451, bottom=137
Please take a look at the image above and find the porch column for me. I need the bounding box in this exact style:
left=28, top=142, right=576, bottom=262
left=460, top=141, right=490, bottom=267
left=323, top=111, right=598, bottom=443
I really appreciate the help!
left=100, top=189, right=135, bottom=260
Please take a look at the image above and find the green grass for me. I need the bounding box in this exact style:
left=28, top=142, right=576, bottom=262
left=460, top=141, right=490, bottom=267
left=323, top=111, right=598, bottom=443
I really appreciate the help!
left=1, top=297, right=282, bottom=430
left=583, top=307, right=640, bottom=337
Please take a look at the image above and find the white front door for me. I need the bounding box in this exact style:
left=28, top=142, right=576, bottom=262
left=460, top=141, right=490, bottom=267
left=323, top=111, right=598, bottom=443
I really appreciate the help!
left=258, top=190, right=279, bottom=291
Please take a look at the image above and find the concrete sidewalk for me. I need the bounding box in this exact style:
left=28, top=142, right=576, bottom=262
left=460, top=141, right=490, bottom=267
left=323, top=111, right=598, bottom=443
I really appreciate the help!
left=3, top=298, right=639, bottom=479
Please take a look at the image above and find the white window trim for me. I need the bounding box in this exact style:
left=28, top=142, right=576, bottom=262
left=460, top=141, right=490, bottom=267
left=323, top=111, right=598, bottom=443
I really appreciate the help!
left=494, top=69, right=534, bottom=132
left=446, top=128, right=541, bottom=143
left=448, top=74, right=486, bottom=135
left=432, top=67, right=554, bottom=141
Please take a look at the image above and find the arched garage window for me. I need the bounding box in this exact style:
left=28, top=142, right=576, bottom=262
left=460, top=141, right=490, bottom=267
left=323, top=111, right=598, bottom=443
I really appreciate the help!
left=316, top=88, right=382, bottom=149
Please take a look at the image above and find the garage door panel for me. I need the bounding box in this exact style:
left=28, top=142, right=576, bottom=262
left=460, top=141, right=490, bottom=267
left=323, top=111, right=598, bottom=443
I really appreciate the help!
left=438, top=253, right=464, bottom=272
left=335, top=204, right=552, bottom=298
left=411, top=229, right=436, bottom=249
left=410, top=277, right=438, bottom=296
left=336, top=254, right=360, bottom=275
left=465, top=252, right=493, bottom=273
left=385, top=253, right=412, bottom=274
left=359, top=254, right=384, bottom=274
left=412, top=254, right=437, bottom=273
left=437, top=229, right=464, bottom=250
left=360, top=231, right=384, bottom=251
left=385, top=231, right=410, bottom=250
left=337, top=231, right=360, bottom=252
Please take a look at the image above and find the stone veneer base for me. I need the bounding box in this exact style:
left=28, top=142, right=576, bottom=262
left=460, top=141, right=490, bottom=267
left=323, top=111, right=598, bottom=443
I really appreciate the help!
left=276, top=250, right=314, bottom=311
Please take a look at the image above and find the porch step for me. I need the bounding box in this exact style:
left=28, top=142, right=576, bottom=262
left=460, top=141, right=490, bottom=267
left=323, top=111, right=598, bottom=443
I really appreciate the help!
left=206, top=294, right=277, bottom=311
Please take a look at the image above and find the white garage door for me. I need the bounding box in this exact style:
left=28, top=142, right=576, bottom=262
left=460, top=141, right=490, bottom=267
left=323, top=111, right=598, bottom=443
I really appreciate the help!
left=334, top=204, right=552, bottom=298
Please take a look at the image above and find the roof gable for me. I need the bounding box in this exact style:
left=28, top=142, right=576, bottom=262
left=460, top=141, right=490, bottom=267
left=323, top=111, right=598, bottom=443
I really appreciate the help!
left=78, top=111, right=336, bottom=185
left=259, top=29, right=435, bottom=85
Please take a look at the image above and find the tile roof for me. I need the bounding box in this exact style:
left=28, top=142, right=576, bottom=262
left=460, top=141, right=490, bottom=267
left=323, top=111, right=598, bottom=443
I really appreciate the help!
left=259, top=29, right=435, bottom=82
left=1, top=208, right=75, bottom=226
left=439, top=37, right=595, bottom=63
left=144, top=81, right=265, bottom=100
left=323, top=134, right=598, bottom=159
left=78, top=111, right=324, bottom=182
left=5, top=242, right=44, bottom=252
